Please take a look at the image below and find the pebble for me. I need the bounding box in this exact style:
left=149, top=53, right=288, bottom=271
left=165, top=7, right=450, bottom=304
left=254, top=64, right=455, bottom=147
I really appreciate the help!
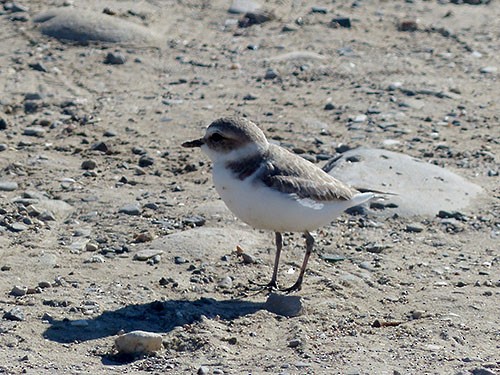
left=324, top=102, right=335, bottom=110
left=115, top=330, right=163, bottom=354
left=479, top=66, right=497, bottom=74
left=218, top=276, right=233, bottom=289
left=10, top=285, right=28, bottom=296
left=0, top=181, right=18, bottom=191
left=81, top=159, right=97, bottom=170
left=264, top=68, right=278, bottom=79
left=411, top=310, right=425, bottom=319
left=174, top=256, right=188, bottom=264
left=85, top=255, right=105, bottom=263
left=264, top=293, right=303, bottom=317
left=320, top=253, right=345, bottom=263
left=405, top=223, right=424, bottom=233
left=0, top=144, right=7, bottom=151
left=3, top=307, right=25, bottom=321
left=85, top=242, right=99, bottom=252
left=398, top=19, right=418, bottom=32
left=228, top=0, right=261, bottom=14
left=104, top=52, right=126, bottom=65
left=138, top=155, right=154, bottom=167
left=23, top=126, right=45, bottom=137
left=9, top=222, right=28, bottom=232
left=197, top=366, right=210, bottom=375
left=28, top=62, right=48, bottom=72
left=38, top=281, right=52, bottom=289
left=352, top=114, right=367, bottom=123
left=119, top=204, right=141, bottom=216
left=331, top=17, right=351, bottom=28
left=288, top=338, right=302, bottom=348
left=39, top=210, right=56, bottom=221
left=241, top=253, right=256, bottom=264
left=0, top=118, right=8, bottom=130
left=471, top=368, right=496, bottom=375
left=134, top=249, right=164, bottom=261
left=311, top=6, right=328, bottom=14
left=183, top=215, right=206, bottom=227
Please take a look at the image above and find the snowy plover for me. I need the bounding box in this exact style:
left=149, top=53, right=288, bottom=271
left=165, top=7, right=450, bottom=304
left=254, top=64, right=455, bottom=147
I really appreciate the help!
left=183, top=117, right=374, bottom=292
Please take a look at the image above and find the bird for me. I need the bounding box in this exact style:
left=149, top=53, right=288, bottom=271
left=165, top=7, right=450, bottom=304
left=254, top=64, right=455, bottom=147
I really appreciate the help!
left=182, top=117, right=374, bottom=292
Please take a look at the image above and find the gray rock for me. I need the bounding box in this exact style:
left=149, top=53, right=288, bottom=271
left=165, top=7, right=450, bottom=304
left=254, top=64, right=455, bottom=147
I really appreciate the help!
left=33, top=8, right=159, bottom=45
left=471, top=369, right=496, bottom=375
left=479, top=66, right=497, bottom=74
left=115, top=330, right=163, bottom=354
left=134, top=249, right=164, bottom=261
left=264, top=293, right=303, bottom=317
left=218, top=276, right=233, bottom=289
left=119, top=204, right=141, bottom=216
left=104, top=52, right=126, bottom=65
left=326, top=148, right=483, bottom=217
left=32, top=199, right=73, bottom=221
left=81, top=160, right=97, bottom=170
left=10, top=285, right=28, bottom=296
left=405, top=223, right=424, bottom=233
left=39, top=210, right=56, bottom=221
left=0, top=144, right=7, bottom=151
left=9, top=222, right=28, bottom=232
left=0, top=181, right=18, bottom=191
left=228, top=0, right=261, bottom=14
left=3, top=307, right=25, bottom=321
left=23, top=126, right=45, bottom=137
left=197, top=366, right=210, bottom=375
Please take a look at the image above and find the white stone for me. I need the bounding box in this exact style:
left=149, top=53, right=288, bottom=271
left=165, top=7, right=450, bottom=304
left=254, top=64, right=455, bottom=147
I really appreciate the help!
left=115, top=330, right=163, bottom=354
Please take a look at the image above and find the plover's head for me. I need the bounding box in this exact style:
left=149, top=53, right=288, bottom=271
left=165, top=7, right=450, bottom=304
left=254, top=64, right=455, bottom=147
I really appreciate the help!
left=182, top=117, right=269, bottom=163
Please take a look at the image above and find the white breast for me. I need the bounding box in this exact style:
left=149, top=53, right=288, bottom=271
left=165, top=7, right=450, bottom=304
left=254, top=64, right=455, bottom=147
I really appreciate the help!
left=211, top=163, right=373, bottom=232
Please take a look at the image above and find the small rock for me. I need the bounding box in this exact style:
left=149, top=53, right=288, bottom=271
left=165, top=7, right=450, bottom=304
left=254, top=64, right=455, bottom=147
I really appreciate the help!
left=264, top=293, right=303, bottom=317
left=3, top=307, right=25, bottom=321
left=8, top=3, right=29, bottom=12
left=320, top=253, right=345, bottom=263
left=10, top=285, right=28, bottom=296
left=398, top=19, right=418, bottom=32
left=104, top=52, right=126, bottom=65
left=352, top=114, right=367, bottom=123
left=479, top=66, right=497, bottom=74
left=28, top=62, right=48, bottom=72
left=0, top=118, right=8, bottom=130
left=243, top=93, right=258, bottom=100
left=411, top=310, right=424, bottom=319
left=85, top=242, right=99, bottom=252
left=85, top=255, right=105, bottom=263
left=0, top=144, right=7, bottom=151
left=331, top=17, right=351, bottom=28
left=138, top=155, right=154, bottom=167
left=405, top=223, right=424, bottom=233
left=91, top=141, right=109, bottom=153
left=228, top=0, right=261, bottom=14
left=119, top=204, right=141, bottom=216
left=218, top=276, right=233, bottom=289
left=115, top=330, right=163, bottom=354
left=0, top=181, right=18, bottom=191
left=9, top=222, right=28, bottom=232
left=288, top=338, right=302, bottom=348
left=471, top=368, right=496, bottom=375
left=264, top=68, right=278, bottom=79
left=197, top=366, right=210, bottom=375
left=134, top=249, right=163, bottom=261
left=241, top=253, right=256, bottom=264
left=311, top=6, right=327, bottom=14
left=38, top=281, right=52, bottom=289
left=23, top=126, right=45, bottom=136
left=324, top=102, right=335, bottom=110
left=81, top=160, right=97, bottom=170
left=134, top=232, right=154, bottom=243
left=174, top=256, right=188, bottom=264
left=183, top=215, right=206, bottom=227
left=39, top=210, right=56, bottom=221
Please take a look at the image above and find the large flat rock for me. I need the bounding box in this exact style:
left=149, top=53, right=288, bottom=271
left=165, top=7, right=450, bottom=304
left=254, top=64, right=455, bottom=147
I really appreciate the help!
left=33, top=8, right=159, bottom=45
left=327, top=148, right=484, bottom=217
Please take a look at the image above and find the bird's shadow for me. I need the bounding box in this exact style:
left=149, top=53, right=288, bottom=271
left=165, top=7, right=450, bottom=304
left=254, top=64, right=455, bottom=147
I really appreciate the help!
left=43, top=297, right=264, bottom=345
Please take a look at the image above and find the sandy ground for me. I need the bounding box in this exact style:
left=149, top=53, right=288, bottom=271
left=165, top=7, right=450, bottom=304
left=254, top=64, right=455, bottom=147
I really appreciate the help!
left=0, top=0, right=498, bottom=374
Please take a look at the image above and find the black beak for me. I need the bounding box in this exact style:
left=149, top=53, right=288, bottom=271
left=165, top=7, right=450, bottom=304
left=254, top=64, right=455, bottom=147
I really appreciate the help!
left=182, top=138, right=204, bottom=148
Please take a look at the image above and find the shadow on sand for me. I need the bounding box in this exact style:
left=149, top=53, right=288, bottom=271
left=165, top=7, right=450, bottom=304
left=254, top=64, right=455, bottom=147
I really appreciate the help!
left=43, top=297, right=265, bottom=344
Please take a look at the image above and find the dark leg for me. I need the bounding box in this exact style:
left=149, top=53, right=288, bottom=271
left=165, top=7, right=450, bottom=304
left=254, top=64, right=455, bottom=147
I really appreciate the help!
left=249, top=232, right=282, bottom=291
left=281, top=231, right=314, bottom=293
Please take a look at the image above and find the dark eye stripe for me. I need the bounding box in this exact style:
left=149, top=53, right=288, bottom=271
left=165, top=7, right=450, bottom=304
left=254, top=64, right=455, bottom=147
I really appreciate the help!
left=210, top=133, right=224, bottom=142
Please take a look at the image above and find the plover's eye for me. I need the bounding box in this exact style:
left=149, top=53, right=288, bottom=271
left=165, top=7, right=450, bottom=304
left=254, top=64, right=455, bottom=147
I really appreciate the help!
left=210, top=133, right=225, bottom=142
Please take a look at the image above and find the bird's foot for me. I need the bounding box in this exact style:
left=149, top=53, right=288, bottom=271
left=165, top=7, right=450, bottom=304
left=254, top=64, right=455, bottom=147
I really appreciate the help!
left=248, top=279, right=278, bottom=293
left=279, top=279, right=303, bottom=294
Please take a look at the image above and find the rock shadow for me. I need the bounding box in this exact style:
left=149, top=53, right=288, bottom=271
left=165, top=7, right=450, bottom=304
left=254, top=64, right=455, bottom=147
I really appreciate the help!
left=43, top=297, right=264, bottom=344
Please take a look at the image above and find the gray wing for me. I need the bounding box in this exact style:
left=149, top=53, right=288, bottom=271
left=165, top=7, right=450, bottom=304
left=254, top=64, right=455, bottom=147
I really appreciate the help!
left=258, top=145, right=356, bottom=201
